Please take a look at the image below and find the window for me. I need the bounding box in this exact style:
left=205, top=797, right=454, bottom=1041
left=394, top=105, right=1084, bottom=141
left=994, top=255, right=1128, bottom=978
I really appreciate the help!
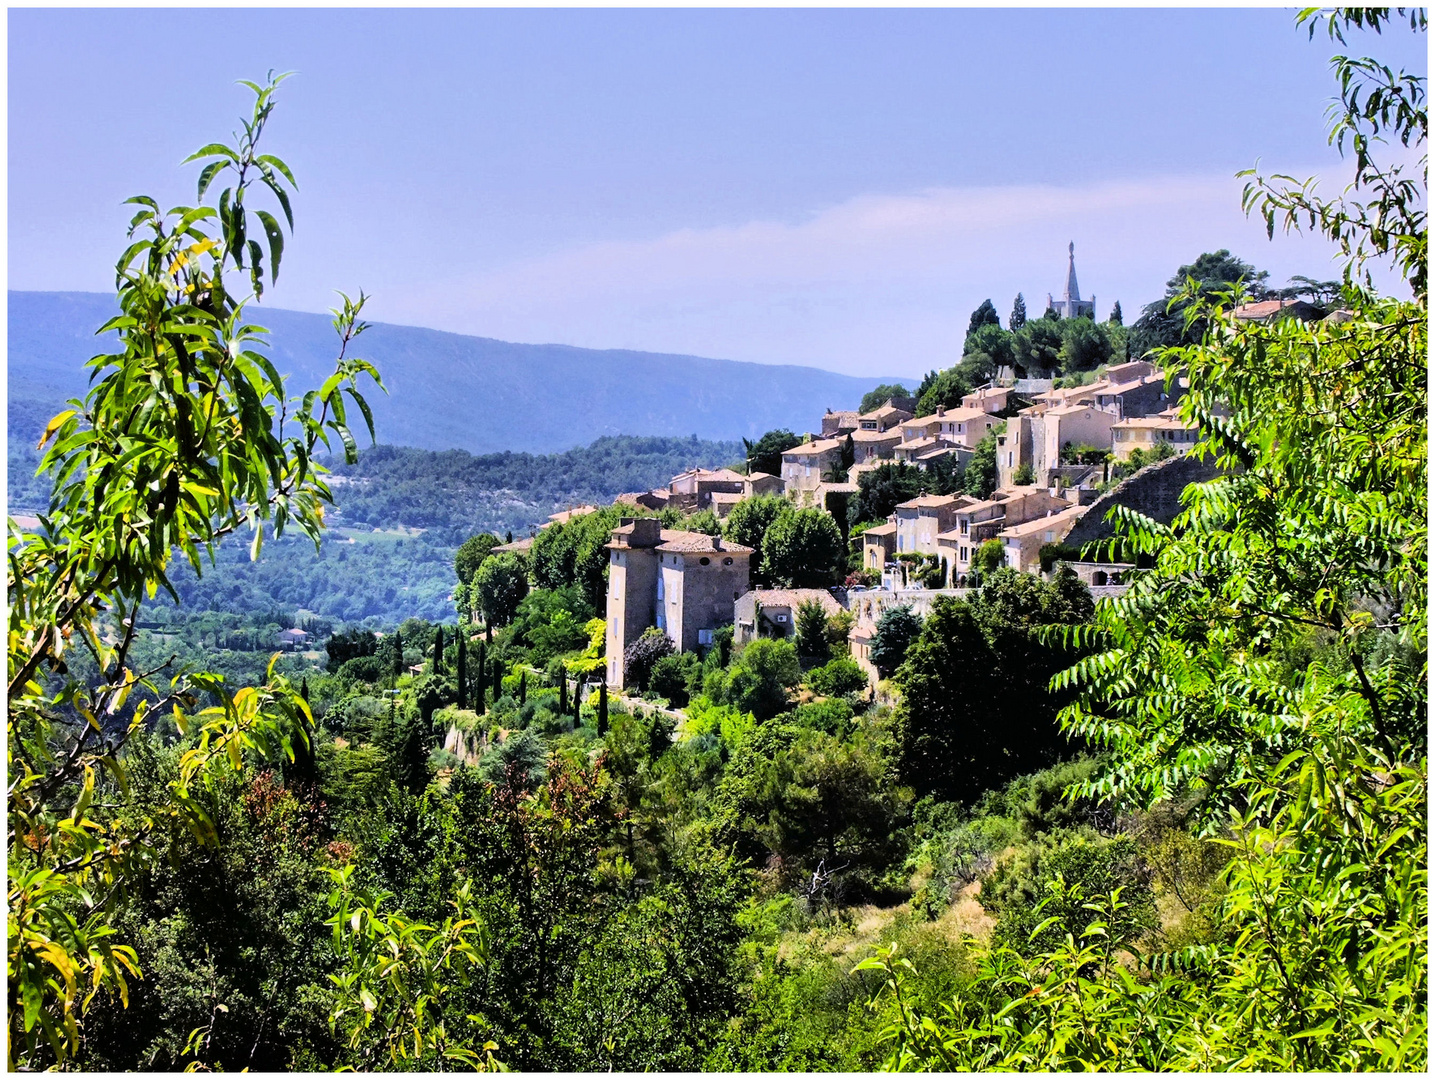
left=656, top=612, right=666, bottom=630
left=774, top=613, right=788, bottom=623
left=656, top=577, right=665, bottom=600
left=612, top=618, right=618, bottom=638
left=698, top=628, right=713, bottom=645
left=699, top=556, right=710, bottom=565
left=1007, top=452, right=1014, bottom=466
left=960, top=546, right=968, bottom=561
left=960, top=520, right=969, bottom=535
left=723, top=557, right=733, bottom=565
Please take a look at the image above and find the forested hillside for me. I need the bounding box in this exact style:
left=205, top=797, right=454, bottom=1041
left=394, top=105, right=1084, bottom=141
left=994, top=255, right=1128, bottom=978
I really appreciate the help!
left=8, top=289, right=893, bottom=454
left=9, top=433, right=742, bottom=625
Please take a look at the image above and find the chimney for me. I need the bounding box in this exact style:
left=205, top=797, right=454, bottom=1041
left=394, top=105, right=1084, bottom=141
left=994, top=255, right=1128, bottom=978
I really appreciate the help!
left=937, top=405, right=945, bottom=417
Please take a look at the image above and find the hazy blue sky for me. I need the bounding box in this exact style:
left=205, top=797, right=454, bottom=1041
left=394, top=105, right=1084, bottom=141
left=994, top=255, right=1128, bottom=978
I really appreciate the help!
left=9, top=7, right=1426, bottom=377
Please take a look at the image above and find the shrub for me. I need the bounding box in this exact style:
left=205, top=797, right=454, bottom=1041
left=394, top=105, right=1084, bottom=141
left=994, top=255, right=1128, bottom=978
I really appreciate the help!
left=804, top=657, right=868, bottom=699
left=624, top=627, right=675, bottom=691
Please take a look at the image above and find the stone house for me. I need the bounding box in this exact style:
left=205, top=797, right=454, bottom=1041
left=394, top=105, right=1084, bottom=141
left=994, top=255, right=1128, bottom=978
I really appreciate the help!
left=781, top=437, right=847, bottom=500
left=277, top=628, right=311, bottom=650
left=851, top=427, right=903, bottom=466
left=668, top=467, right=748, bottom=512
left=894, top=494, right=971, bottom=557
left=744, top=471, right=785, bottom=498
left=1110, top=412, right=1199, bottom=460
left=998, top=505, right=1089, bottom=574
left=961, top=386, right=1021, bottom=413
left=857, top=401, right=914, bottom=432
left=604, top=518, right=752, bottom=688
left=859, top=521, right=897, bottom=571
left=997, top=403, right=1117, bottom=489
left=734, top=588, right=843, bottom=646
left=821, top=409, right=862, bottom=437
left=935, top=488, right=1073, bottom=582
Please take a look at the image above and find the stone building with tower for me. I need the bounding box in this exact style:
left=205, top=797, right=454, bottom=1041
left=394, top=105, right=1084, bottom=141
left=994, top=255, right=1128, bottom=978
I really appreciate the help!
left=1046, top=242, right=1096, bottom=319
left=604, top=518, right=752, bottom=688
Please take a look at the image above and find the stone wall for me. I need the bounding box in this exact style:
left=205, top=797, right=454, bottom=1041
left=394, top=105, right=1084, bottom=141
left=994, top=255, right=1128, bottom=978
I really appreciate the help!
left=1064, top=453, right=1223, bottom=551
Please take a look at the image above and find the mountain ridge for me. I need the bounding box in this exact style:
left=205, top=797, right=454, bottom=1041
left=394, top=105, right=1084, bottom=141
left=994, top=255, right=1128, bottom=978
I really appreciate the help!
left=7, top=290, right=907, bottom=454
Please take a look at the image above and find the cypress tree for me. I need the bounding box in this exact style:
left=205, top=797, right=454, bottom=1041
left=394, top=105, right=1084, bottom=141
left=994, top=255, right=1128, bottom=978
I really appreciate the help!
left=1010, top=292, right=1027, bottom=331
left=392, top=628, right=404, bottom=682
left=597, top=677, right=608, bottom=735
left=559, top=672, right=568, bottom=715
left=432, top=626, right=444, bottom=674
left=519, top=670, right=527, bottom=705
left=573, top=676, right=583, bottom=724
left=475, top=640, right=487, bottom=710
left=456, top=634, right=467, bottom=709
left=1109, top=300, right=1123, bottom=326
left=300, top=677, right=309, bottom=704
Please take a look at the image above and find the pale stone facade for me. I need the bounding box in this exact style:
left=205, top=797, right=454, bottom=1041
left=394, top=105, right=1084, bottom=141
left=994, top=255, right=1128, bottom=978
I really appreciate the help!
left=604, top=519, right=752, bottom=688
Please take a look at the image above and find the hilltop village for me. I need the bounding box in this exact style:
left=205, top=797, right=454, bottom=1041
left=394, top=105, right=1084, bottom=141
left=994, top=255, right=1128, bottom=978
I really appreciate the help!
left=477, top=246, right=1270, bottom=694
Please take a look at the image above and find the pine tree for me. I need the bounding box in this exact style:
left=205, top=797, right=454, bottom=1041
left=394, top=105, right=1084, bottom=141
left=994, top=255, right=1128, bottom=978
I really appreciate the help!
left=456, top=634, right=467, bottom=709
left=432, top=626, right=444, bottom=674
left=1010, top=292, right=1027, bottom=330
left=1109, top=300, right=1123, bottom=326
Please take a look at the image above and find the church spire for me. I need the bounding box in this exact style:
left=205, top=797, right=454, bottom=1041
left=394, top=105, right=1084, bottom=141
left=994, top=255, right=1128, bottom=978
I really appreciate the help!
left=1065, top=241, right=1081, bottom=303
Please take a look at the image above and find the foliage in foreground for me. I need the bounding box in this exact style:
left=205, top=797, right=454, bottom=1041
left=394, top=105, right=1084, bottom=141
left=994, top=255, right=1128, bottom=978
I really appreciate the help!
left=860, top=9, right=1427, bottom=1069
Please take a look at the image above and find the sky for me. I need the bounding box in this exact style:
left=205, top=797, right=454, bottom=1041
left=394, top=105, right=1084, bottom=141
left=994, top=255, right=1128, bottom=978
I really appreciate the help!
left=8, top=7, right=1427, bottom=378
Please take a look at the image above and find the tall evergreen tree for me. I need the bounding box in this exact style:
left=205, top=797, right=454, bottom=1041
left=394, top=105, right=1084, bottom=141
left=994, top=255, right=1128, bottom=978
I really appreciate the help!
left=432, top=626, right=444, bottom=674
left=475, top=640, right=487, bottom=710
left=1010, top=292, right=1027, bottom=330
left=598, top=678, right=609, bottom=735
left=391, top=628, right=404, bottom=682
left=967, top=298, right=1001, bottom=336
left=1109, top=300, right=1123, bottom=326
left=456, top=634, right=467, bottom=709
left=518, top=670, right=527, bottom=705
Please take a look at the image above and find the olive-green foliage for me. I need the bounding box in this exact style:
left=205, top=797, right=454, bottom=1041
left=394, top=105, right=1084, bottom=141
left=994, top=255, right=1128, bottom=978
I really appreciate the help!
left=714, top=717, right=909, bottom=895
left=1057, top=316, right=1115, bottom=373
left=985, top=833, right=1155, bottom=951
left=742, top=428, right=801, bottom=478
left=723, top=494, right=788, bottom=583
left=77, top=751, right=338, bottom=1071
left=867, top=604, right=922, bottom=677
left=848, top=461, right=927, bottom=528
left=726, top=638, right=802, bottom=720
left=804, top=657, right=867, bottom=699
left=971, top=536, right=1005, bottom=573
left=528, top=506, right=622, bottom=611
left=793, top=599, right=830, bottom=659
left=506, top=586, right=594, bottom=666
left=454, top=533, right=501, bottom=585
left=649, top=651, right=700, bottom=706
left=962, top=430, right=1000, bottom=498
left=859, top=383, right=911, bottom=413
left=760, top=508, right=845, bottom=588
left=894, top=570, right=1092, bottom=801
left=475, top=551, right=529, bottom=627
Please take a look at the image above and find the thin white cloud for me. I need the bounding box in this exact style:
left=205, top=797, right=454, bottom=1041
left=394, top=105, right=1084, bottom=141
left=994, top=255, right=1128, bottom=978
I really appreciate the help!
left=382, top=169, right=1375, bottom=376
